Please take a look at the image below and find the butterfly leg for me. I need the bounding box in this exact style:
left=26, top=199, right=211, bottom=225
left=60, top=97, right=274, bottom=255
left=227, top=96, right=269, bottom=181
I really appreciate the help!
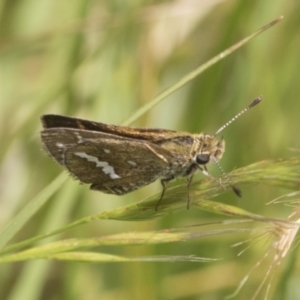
left=155, top=176, right=174, bottom=211
left=186, top=169, right=197, bottom=209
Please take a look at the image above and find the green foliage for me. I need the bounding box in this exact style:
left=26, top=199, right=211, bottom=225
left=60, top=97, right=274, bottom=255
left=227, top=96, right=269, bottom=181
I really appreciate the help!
left=0, top=1, right=299, bottom=299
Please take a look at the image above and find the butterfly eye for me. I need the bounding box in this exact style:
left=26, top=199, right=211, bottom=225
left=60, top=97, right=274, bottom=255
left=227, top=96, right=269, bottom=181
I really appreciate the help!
left=196, top=154, right=210, bottom=165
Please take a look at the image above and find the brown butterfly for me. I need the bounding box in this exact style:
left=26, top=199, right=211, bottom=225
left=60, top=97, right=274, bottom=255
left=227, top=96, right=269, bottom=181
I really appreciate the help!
left=40, top=97, right=261, bottom=209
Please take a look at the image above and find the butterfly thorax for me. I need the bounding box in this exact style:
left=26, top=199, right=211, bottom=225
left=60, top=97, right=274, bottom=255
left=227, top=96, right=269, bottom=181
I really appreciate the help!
left=157, top=133, right=225, bottom=179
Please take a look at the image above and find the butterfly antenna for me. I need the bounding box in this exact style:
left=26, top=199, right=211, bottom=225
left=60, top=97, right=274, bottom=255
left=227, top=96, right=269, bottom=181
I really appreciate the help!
left=214, top=96, right=262, bottom=136
left=211, top=156, right=242, bottom=197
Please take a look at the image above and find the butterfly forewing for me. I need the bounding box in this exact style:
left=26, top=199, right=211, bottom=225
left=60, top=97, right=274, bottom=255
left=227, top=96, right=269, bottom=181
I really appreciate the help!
left=42, top=114, right=179, bottom=141
left=41, top=127, right=177, bottom=195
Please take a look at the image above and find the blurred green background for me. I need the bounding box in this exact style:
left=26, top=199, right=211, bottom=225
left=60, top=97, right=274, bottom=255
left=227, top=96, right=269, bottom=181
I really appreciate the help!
left=0, top=0, right=299, bottom=299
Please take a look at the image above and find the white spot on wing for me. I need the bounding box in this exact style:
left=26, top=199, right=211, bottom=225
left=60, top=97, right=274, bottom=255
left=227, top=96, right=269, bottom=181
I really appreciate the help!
left=104, top=149, right=110, bottom=153
left=128, top=160, right=137, bottom=166
left=74, top=132, right=83, bottom=143
left=56, top=142, right=64, bottom=148
left=55, top=143, right=66, bottom=164
left=74, top=152, right=120, bottom=179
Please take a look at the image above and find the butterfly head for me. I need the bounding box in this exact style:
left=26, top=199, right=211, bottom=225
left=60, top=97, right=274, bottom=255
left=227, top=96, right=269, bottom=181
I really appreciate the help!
left=193, top=134, right=225, bottom=166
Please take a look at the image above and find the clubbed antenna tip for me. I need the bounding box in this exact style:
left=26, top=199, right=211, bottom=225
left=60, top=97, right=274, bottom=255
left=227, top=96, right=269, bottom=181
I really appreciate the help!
left=214, top=96, right=262, bottom=136
left=249, top=96, right=262, bottom=108
left=232, top=185, right=242, bottom=197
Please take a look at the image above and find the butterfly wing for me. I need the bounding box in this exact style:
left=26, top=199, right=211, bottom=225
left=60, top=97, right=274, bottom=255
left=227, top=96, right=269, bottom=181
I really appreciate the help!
left=41, top=128, right=174, bottom=195
left=41, top=114, right=179, bottom=141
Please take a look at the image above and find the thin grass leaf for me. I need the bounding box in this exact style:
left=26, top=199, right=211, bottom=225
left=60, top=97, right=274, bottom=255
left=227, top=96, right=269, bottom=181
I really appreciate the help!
left=46, top=253, right=219, bottom=263
left=47, top=252, right=129, bottom=263
left=0, top=224, right=255, bottom=263
left=2, top=216, right=297, bottom=264
left=122, top=16, right=283, bottom=126
left=0, top=220, right=254, bottom=257
left=0, top=173, right=68, bottom=250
